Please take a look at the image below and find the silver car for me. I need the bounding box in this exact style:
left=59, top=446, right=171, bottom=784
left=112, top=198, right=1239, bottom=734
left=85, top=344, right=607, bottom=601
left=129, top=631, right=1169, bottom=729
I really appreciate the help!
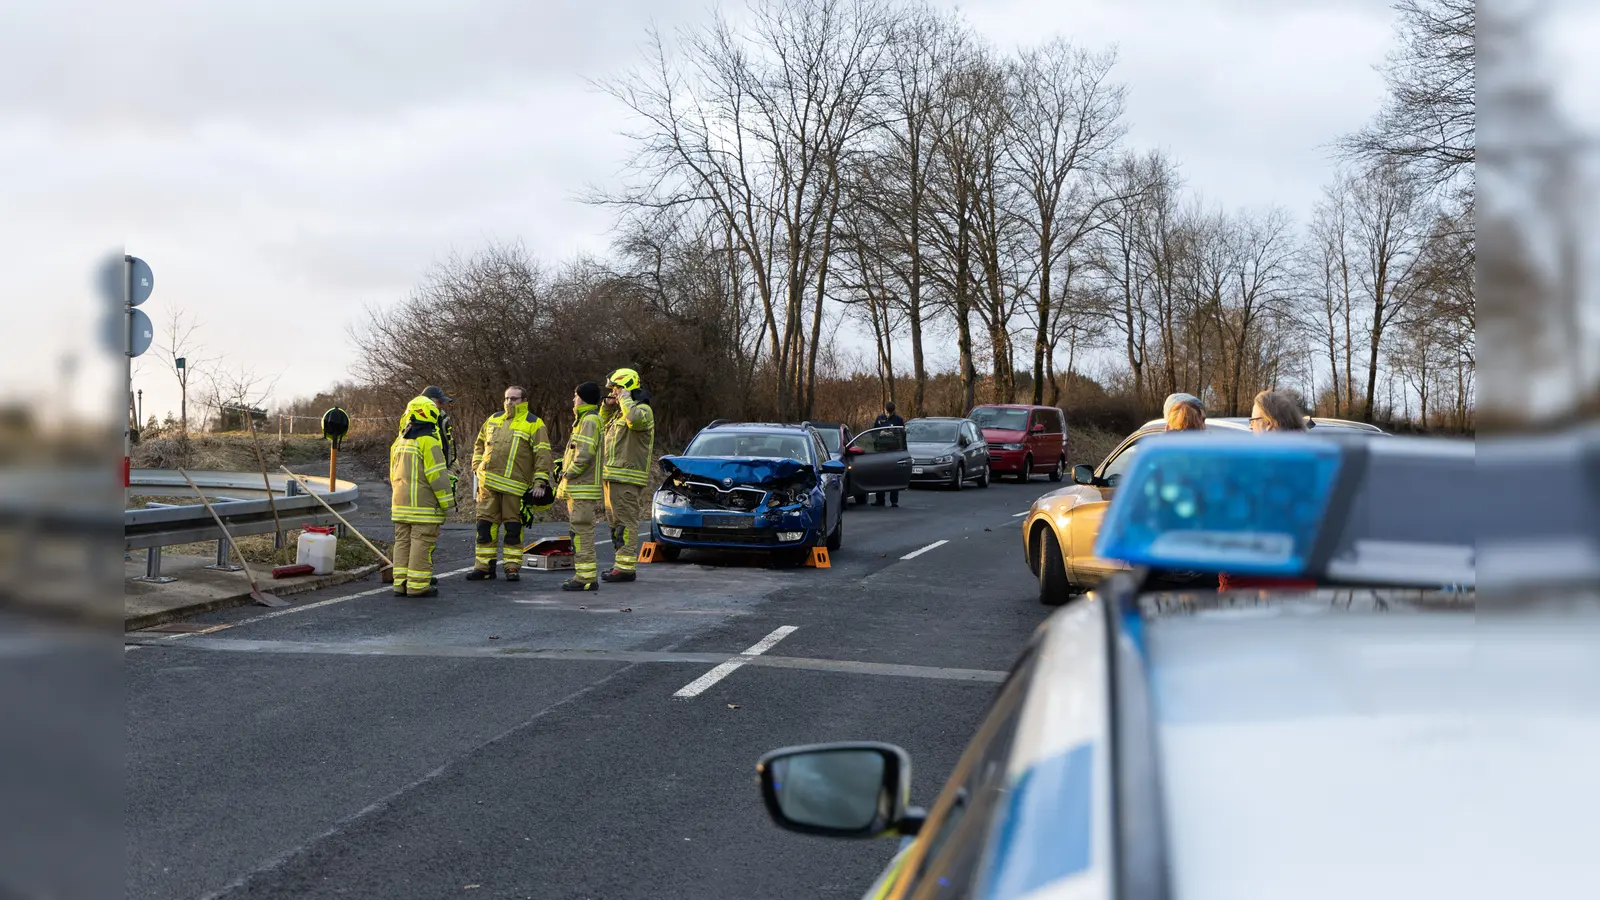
left=904, top=417, right=990, bottom=489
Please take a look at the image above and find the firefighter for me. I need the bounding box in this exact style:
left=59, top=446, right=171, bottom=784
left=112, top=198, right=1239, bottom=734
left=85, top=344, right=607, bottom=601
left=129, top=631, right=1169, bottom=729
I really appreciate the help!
left=467, top=385, right=554, bottom=582
left=556, top=381, right=605, bottom=592
left=599, top=368, right=655, bottom=583
left=389, top=401, right=455, bottom=597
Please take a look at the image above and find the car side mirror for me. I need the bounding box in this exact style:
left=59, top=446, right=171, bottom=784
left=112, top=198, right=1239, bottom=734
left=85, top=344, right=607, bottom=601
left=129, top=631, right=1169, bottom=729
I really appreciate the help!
left=845, top=445, right=866, bottom=456
left=821, top=459, right=848, bottom=475
left=1072, top=464, right=1096, bottom=485
left=757, top=742, right=923, bottom=839
left=1032, top=423, right=1045, bottom=433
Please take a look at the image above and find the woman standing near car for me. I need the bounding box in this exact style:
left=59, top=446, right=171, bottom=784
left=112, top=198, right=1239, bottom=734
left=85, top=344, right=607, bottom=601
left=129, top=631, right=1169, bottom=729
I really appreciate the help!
left=1162, top=392, right=1207, bottom=432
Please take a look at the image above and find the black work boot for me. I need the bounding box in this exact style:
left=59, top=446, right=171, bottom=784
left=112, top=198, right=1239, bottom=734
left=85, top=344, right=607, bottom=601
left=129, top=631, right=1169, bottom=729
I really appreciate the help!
left=600, top=568, right=636, bottom=583
left=465, top=561, right=498, bottom=581
left=392, top=586, right=407, bottom=597
left=504, top=568, right=520, bottom=582
left=409, top=586, right=439, bottom=598
left=561, top=578, right=597, bottom=592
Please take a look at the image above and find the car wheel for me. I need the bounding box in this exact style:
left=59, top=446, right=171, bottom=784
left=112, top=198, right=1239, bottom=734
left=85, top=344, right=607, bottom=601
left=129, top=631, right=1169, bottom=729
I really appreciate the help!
left=975, top=464, right=989, bottom=488
left=1017, top=456, right=1033, bottom=483
left=1037, top=528, right=1076, bottom=606
left=1048, top=457, right=1065, bottom=482
left=657, top=543, right=681, bottom=562
left=827, top=508, right=842, bottom=552
left=950, top=463, right=964, bottom=491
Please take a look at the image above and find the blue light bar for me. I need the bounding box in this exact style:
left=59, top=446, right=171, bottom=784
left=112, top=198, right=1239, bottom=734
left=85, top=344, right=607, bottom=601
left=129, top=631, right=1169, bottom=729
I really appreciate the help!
left=1093, top=435, right=1344, bottom=578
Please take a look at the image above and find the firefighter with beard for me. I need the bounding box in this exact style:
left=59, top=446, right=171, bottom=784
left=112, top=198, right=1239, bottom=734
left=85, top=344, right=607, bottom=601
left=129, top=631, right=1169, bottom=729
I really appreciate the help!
left=467, top=385, right=553, bottom=582
left=556, top=381, right=605, bottom=591
left=599, top=368, right=655, bottom=583
left=389, top=402, right=455, bottom=597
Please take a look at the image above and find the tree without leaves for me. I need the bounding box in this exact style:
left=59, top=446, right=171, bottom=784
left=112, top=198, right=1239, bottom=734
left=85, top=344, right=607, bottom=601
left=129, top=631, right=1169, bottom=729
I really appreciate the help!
left=1004, top=40, right=1128, bottom=405
left=588, top=0, right=892, bottom=420
left=1340, top=0, right=1474, bottom=190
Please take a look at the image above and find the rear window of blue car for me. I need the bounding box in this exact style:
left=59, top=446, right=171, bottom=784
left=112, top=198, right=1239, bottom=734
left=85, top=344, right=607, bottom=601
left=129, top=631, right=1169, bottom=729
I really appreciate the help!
left=686, top=432, right=813, bottom=462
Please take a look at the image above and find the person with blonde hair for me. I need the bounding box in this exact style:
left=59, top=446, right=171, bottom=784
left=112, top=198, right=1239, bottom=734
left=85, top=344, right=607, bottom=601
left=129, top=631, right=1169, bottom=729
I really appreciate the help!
left=1162, top=392, right=1206, bottom=432
left=1249, top=390, right=1307, bottom=433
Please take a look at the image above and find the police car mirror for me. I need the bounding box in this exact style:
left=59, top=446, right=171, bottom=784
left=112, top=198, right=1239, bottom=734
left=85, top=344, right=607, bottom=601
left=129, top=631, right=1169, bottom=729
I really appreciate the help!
left=757, top=742, right=910, bottom=840
left=1072, top=464, right=1096, bottom=486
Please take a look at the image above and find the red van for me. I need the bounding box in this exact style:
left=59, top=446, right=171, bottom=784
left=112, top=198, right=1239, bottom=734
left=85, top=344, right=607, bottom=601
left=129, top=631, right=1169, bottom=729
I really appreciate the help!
left=968, top=404, right=1069, bottom=483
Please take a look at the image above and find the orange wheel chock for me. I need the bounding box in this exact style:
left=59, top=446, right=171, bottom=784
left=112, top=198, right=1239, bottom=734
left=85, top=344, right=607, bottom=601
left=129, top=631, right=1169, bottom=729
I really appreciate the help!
left=806, top=547, right=832, bottom=569
left=639, top=542, right=661, bottom=564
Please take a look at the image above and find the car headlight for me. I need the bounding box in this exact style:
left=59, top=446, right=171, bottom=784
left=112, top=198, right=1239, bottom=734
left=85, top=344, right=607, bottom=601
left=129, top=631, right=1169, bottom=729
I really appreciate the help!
left=934, top=455, right=953, bottom=465
left=654, top=490, right=689, bottom=509
left=1001, top=443, right=1022, bottom=451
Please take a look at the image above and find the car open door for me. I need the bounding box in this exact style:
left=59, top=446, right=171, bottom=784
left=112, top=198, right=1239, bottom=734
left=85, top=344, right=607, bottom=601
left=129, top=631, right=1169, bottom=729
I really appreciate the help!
left=845, top=426, right=912, bottom=493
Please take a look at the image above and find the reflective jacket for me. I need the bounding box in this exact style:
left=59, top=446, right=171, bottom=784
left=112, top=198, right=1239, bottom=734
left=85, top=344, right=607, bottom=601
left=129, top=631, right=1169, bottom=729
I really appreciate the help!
left=390, top=423, right=454, bottom=524
left=472, top=402, right=553, bottom=497
left=601, top=393, right=655, bottom=487
left=557, top=404, right=604, bottom=501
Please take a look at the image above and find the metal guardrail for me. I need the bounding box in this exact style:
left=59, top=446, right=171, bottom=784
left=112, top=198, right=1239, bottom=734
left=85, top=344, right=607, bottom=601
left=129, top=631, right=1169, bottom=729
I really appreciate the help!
left=126, top=469, right=360, bottom=581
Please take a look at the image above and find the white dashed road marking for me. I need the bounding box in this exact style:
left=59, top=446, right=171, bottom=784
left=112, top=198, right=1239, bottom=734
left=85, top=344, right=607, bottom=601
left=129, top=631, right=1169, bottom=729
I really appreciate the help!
left=1012, top=512, right=1028, bottom=518
left=672, top=625, right=798, bottom=699
left=900, top=540, right=948, bottom=560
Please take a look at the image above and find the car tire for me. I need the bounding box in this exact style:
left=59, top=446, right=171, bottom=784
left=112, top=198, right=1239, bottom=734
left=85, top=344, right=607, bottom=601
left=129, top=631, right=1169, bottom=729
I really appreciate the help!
left=1048, top=457, right=1065, bottom=482
left=1037, top=528, right=1075, bottom=606
left=657, top=543, right=681, bottom=563
left=975, top=464, right=989, bottom=488
left=827, top=507, right=842, bottom=552
left=1017, top=456, right=1033, bottom=483
left=950, top=463, right=964, bottom=491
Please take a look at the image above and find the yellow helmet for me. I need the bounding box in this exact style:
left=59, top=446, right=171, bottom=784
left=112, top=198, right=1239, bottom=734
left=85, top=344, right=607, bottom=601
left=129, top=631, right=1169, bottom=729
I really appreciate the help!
left=607, top=368, right=641, bottom=392
left=402, top=396, right=440, bottom=425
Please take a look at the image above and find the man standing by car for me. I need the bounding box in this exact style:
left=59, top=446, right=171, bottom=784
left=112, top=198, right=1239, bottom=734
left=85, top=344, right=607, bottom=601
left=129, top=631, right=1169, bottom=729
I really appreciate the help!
left=600, top=368, right=655, bottom=584
left=467, top=385, right=554, bottom=583
left=870, top=401, right=905, bottom=507
left=557, top=381, right=605, bottom=592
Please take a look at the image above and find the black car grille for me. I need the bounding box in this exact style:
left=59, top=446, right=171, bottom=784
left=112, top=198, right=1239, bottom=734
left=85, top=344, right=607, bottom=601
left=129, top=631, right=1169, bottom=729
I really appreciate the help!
left=680, top=482, right=768, bottom=511
left=676, top=529, right=780, bottom=545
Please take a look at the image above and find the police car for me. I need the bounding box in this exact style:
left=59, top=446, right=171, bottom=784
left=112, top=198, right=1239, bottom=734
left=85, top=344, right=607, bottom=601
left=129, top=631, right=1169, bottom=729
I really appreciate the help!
left=751, top=430, right=1598, bottom=899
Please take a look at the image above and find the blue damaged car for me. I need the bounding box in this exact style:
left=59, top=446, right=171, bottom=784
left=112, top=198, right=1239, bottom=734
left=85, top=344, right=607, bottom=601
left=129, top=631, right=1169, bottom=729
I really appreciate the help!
left=650, top=422, right=846, bottom=564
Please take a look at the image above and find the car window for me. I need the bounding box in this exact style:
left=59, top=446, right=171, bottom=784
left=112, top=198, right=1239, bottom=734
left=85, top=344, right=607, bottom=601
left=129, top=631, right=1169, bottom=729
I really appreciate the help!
left=901, top=650, right=1035, bottom=899
left=812, top=433, right=828, bottom=464
left=1099, top=437, right=1142, bottom=486
left=1045, top=410, right=1063, bottom=434
left=968, top=407, right=1029, bottom=431
left=907, top=421, right=958, bottom=443
left=816, top=428, right=842, bottom=454
left=853, top=427, right=906, bottom=454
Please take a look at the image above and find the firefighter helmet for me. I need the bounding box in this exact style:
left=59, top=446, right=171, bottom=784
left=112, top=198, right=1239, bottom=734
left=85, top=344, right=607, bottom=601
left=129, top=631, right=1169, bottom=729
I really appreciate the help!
left=607, top=368, right=641, bottom=392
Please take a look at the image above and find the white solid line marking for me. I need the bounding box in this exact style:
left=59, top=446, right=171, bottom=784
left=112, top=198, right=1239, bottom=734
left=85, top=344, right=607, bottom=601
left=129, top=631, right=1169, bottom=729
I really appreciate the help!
left=1012, top=512, right=1028, bottom=518
left=900, top=540, right=948, bottom=560
left=672, top=625, right=798, bottom=699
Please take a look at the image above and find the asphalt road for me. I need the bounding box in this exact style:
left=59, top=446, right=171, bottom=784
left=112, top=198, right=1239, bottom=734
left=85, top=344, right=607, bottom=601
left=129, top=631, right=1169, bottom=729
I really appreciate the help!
left=125, top=477, right=1064, bottom=900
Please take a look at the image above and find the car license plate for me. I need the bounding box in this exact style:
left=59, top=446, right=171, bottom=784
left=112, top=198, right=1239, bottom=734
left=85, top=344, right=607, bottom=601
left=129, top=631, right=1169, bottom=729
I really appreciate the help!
left=912, top=467, right=924, bottom=475
left=702, top=515, right=751, bottom=529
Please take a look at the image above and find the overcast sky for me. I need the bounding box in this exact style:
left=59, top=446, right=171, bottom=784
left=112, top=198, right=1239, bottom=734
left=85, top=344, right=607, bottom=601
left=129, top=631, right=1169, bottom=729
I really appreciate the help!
left=3, top=0, right=1416, bottom=426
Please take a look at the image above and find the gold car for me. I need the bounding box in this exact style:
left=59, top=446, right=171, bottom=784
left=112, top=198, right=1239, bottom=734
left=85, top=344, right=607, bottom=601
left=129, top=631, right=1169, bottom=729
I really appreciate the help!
left=1022, top=416, right=1386, bottom=605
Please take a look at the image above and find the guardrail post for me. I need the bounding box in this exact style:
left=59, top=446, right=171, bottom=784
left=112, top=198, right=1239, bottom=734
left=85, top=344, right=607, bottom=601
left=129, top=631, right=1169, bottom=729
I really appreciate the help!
left=205, top=538, right=243, bottom=572
left=134, top=547, right=177, bottom=584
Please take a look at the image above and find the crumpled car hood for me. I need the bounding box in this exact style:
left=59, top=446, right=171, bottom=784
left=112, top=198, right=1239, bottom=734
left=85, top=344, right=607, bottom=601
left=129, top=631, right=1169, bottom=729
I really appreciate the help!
left=658, top=456, right=817, bottom=489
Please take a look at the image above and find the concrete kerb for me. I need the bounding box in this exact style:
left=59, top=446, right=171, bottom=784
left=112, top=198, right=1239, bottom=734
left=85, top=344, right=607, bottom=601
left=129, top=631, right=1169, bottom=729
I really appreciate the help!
left=124, top=563, right=384, bottom=632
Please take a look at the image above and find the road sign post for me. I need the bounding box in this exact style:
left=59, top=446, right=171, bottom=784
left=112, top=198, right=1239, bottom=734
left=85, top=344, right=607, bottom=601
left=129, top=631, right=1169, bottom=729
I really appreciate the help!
left=123, top=255, right=154, bottom=487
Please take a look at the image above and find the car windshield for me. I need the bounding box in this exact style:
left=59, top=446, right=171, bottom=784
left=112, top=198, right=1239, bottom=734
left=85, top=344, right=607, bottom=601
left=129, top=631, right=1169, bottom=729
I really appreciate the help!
left=815, top=428, right=841, bottom=454
left=969, top=408, right=1028, bottom=431
left=686, top=432, right=813, bottom=462
left=906, top=421, right=958, bottom=443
